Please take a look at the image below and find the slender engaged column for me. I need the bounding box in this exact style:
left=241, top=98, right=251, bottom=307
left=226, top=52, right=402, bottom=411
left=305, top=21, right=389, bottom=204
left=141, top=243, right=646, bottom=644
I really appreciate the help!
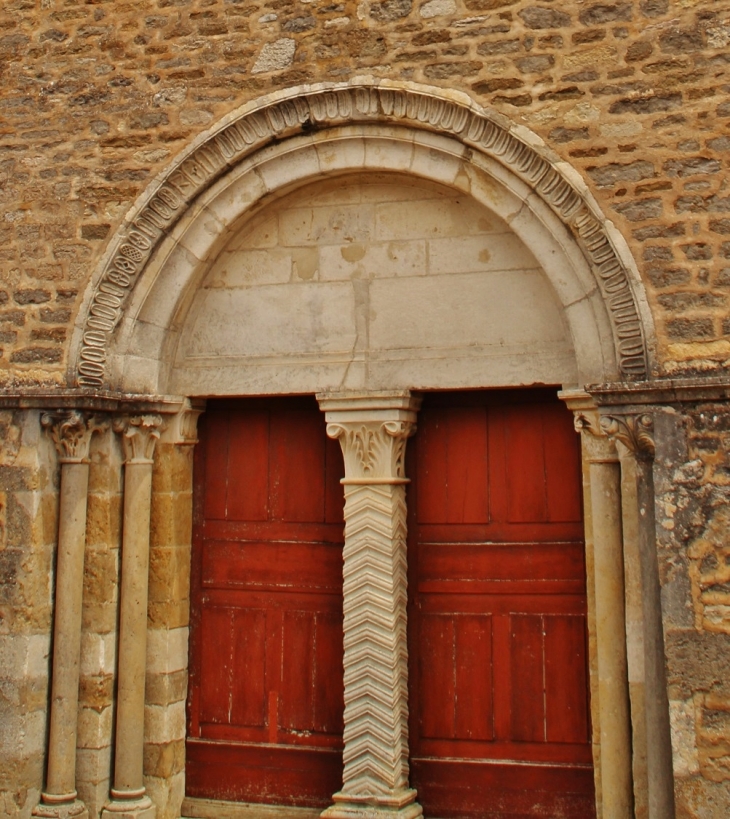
left=573, top=407, right=633, bottom=819
left=34, top=412, right=107, bottom=819
left=318, top=392, right=423, bottom=819
left=102, top=415, right=163, bottom=819
left=601, top=414, right=675, bottom=819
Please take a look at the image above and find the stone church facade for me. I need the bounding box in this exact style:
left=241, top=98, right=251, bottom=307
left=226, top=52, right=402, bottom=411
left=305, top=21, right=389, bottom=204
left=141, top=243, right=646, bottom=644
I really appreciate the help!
left=1, top=2, right=729, bottom=818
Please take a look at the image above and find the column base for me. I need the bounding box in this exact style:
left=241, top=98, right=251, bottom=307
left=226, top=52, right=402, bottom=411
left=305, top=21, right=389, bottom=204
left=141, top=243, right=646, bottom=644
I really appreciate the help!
left=101, top=795, right=156, bottom=819
left=320, top=790, right=423, bottom=819
left=33, top=799, right=88, bottom=819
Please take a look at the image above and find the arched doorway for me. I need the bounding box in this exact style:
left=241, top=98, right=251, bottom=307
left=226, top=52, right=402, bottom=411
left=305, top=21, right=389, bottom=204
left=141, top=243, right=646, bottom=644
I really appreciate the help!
left=69, top=82, right=656, bottom=819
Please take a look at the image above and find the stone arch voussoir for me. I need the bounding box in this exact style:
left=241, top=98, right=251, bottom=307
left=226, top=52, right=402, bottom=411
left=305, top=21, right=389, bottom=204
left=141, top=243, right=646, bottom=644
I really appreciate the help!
left=71, top=80, right=654, bottom=389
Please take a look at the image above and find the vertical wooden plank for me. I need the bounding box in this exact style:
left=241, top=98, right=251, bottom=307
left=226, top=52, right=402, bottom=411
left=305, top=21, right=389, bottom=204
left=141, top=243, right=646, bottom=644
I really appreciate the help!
left=227, top=409, right=269, bottom=521
left=230, top=608, right=268, bottom=728
left=202, top=411, right=229, bottom=521
left=281, top=610, right=316, bottom=731
left=416, top=410, right=449, bottom=524
left=312, top=611, right=344, bottom=734
left=545, top=615, right=590, bottom=744
left=419, top=614, right=455, bottom=739
left=325, top=434, right=345, bottom=524
left=505, top=404, right=548, bottom=523
left=510, top=614, right=546, bottom=743
left=270, top=409, right=325, bottom=523
left=199, top=606, right=233, bottom=725
left=445, top=407, right=489, bottom=524
left=492, top=613, right=512, bottom=741
left=454, top=615, right=493, bottom=740
left=487, top=405, right=508, bottom=524
left=265, top=606, right=283, bottom=740
left=543, top=403, right=583, bottom=523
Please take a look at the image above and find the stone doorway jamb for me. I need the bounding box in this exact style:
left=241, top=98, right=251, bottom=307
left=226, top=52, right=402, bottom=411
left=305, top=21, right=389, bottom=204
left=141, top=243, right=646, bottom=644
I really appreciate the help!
left=317, top=391, right=423, bottom=819
left=597, top=409, right=675, bottom=819
left=561, top=390, right=633, bottom=819
left=34, top=411, right=107, bottom=819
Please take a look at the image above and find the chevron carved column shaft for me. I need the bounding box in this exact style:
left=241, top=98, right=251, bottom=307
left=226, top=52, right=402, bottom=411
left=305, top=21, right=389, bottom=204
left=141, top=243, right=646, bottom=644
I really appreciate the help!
left=318, top=393, right=423, bottom=819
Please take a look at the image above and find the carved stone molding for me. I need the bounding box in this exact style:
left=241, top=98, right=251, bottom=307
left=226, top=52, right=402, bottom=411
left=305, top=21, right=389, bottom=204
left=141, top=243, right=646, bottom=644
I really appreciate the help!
left=600, top=413, right=655, bottom=460
left=112, top=415, right=164, bottom=464
left=75, top=81, right=649, bottom=389
left=319, top=393, right=422, bottom=818
left=42, top=410, right=108, bottom=463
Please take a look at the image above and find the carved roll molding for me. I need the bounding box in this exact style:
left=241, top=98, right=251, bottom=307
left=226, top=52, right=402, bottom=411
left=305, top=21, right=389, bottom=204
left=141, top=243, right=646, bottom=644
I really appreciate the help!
left=318, top=393, right=423, bottom=819
left=76, top=81, right=648, bottom=388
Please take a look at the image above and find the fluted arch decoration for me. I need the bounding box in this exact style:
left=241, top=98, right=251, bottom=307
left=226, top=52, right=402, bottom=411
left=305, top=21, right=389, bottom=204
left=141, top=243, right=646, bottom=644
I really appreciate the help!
left=72, top=80, right=653, bottom=388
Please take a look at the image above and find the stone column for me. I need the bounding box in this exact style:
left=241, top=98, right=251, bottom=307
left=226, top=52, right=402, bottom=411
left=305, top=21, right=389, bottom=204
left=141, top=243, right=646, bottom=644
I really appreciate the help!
left=601, top=413, right=675, bottom=819
left=34, top=411, right=106, bottom=819
left=567, top=395, right=633, bottom=819
left=317, top=392, right=423, bottom=819
left=102, top=416, right=163, bottom=819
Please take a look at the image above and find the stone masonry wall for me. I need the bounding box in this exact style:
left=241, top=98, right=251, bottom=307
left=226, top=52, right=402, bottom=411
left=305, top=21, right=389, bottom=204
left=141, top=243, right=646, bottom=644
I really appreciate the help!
left=1, top=0, right=730, bottom=383
left=0, top=411, right=56, bottom=819
left=654, top=405, right=730, bottom=818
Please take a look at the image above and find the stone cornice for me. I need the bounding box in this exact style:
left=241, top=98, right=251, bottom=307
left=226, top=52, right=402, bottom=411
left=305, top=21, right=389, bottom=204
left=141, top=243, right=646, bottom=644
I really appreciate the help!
left=587, top=377, right=730, bottom=406
left=0, top=390, right=196, bottom=414
left=72, top=80, right=651, bottom=388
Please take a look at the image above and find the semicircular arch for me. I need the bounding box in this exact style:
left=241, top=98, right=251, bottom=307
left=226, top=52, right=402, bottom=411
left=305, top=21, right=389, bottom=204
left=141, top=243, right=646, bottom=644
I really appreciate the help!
left=69, top=81, right=655, bottom=392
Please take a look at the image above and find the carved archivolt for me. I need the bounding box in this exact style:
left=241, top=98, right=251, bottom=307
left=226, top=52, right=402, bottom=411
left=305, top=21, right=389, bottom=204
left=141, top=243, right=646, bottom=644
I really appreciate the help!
left=75, top=81, right=650, bottom=389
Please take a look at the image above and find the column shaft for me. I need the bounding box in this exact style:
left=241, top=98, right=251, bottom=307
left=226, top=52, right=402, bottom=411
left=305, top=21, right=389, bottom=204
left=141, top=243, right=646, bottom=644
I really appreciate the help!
left=590, top=458, right=634, bottom=819
left=36, top=411, right=105, bottom=819
left=636, top=457, right=675, bottom=818
left=45, top=463, right=90, bottom=801
left=103, top=415, right=162, bottom=819
left=113, top=461, right=154, bottom=795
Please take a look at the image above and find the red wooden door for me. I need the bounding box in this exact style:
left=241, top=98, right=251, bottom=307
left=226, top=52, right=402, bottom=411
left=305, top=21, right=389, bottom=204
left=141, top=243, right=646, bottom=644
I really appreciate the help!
left=407, top=390, right=595, bottom=819
left=186, top=397, right=345, bottom=807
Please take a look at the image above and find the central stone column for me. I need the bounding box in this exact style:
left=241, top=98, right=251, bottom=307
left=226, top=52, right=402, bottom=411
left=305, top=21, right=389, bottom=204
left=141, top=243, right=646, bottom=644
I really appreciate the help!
left=318, top=392, right=423, bottom=819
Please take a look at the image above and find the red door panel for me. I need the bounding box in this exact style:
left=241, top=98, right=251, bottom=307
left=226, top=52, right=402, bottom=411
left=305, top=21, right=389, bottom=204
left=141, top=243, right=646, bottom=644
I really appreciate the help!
left=187, top=397, right=345, bottom=807
left=407, top=389, right=595, bottom=819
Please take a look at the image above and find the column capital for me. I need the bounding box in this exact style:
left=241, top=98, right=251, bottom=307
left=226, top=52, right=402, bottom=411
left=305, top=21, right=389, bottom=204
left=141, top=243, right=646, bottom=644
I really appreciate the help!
left=160, top=399, right=205, bottom=446
left=318, top=392, right=421, bottom=484
left=558, top=389, right=618, bottom=463
left=41, top=410, right=108, bottom=464
left=600, top=412, right=655, bottom=460
left=113, top=415, right=164, bottom=464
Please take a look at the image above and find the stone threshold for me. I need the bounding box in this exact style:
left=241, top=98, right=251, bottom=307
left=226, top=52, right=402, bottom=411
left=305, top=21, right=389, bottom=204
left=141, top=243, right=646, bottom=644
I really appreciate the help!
left=181, top=797, right=323, bottom=819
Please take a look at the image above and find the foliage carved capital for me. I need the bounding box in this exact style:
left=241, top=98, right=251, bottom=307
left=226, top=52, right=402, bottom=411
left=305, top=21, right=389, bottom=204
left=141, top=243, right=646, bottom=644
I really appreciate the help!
left=41, top=410, right=108, bottom=464
left=113, top=414, right=164, bottom=464
left=600, top=413, right=655, bottom=459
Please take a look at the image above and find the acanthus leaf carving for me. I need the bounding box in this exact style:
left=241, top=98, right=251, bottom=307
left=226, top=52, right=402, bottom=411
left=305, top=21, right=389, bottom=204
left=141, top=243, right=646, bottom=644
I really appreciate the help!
left=600, top=413, right=655, bottom=459
left=113, top=414, right=164, bottom=464
left=326, top=419, right=415, bottom=483
left=41, top=410, right=109, bottom=463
